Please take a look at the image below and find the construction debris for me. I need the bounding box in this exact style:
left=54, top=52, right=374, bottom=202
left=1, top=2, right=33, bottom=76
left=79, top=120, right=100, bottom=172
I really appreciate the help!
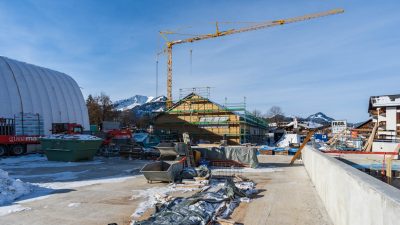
left=132, top=177, right=257, bottom=225
left=192, top=146, right=259, bottom=168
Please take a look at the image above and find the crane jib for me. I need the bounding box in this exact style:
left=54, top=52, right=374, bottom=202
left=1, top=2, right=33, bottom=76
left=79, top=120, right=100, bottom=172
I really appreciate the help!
left=163, top=8, right=344, bottom=108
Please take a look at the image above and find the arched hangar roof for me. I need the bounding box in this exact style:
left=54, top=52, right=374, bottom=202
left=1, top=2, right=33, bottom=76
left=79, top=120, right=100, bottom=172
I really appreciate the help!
left=0, top=56, right=89, bottom=135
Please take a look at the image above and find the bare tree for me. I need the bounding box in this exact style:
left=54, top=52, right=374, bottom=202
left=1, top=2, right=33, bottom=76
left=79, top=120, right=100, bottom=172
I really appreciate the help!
left=252, top=109, right=262, bottom=118
left=265, top=106, right=286, bottom=125
left=266, top=106, right=284, bottom=118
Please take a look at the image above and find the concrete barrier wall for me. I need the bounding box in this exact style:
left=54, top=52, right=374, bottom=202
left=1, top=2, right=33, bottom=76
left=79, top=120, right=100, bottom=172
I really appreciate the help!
left=302, top=146, right=400, bottom=225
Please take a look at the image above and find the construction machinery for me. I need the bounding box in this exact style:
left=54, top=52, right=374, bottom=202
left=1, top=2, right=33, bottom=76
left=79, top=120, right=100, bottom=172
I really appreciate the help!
left=51, top=123, right=83, bottom=134
left=98, top=128, right=134, bottom=157
left=160, top=8, right=344, bottom=108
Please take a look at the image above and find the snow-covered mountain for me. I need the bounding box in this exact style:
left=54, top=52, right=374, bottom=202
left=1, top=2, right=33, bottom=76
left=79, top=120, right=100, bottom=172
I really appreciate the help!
left=114, top=95, right=167, bottom=116
left=114, top=95, right=154, bottom=111
left=305, top=112, right=335, bottom=125
left=131, top=96, right=167, bottom=116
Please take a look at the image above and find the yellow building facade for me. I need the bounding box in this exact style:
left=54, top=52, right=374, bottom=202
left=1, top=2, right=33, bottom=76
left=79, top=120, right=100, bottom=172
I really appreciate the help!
left=154, top=93, right=267, bottom=145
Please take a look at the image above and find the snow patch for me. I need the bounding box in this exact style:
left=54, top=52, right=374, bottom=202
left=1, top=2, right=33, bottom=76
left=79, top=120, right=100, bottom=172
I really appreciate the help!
left=276, top=134, right=300, bottom=147
left=238, top=167, right=283, bottom=173
left=0, top=169, right=33, bottom=206
left=0, top=154, right=103, bottom=169
left=43, top=134, right=102, bottom=140
left=12, top=170, right=89, bottom=181
left=67, top=202, right=81, bottom=208
left=211, top=166, right=282, bottom=174
left=37, top=175, right=139, bottom=190
left=0, top=205, right=31, bottom=216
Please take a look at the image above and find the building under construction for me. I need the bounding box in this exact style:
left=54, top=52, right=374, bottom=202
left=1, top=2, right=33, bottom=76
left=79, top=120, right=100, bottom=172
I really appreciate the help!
left=153, top=91, right=268, bottom=145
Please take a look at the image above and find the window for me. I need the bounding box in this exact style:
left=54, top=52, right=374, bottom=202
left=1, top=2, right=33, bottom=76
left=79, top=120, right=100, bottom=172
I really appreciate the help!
left=397, top=112, right=400, bottom=124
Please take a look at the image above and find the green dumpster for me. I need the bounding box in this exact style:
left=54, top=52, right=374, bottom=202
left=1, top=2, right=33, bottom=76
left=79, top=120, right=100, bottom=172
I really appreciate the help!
left=41, top=136, right=103, bottom=162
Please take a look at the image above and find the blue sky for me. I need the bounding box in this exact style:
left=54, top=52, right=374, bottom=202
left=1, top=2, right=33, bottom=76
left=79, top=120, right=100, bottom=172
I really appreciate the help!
left=1, top=0, right=399, bottom=122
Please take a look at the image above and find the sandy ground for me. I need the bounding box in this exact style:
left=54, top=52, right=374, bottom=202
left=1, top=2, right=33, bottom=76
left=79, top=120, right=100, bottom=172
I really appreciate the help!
left=0, top=154, right=332, bottom=225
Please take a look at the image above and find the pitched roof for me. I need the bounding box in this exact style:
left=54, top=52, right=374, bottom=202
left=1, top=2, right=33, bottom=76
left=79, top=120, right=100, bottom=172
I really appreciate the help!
left=168, top=92, right=267, bottom=128
left=369, top=94, right=400, bottom=110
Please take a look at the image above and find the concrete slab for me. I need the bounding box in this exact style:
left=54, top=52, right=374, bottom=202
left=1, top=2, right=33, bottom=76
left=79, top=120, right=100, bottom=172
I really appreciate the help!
left=230, top=155, right=332, bottom=225
left=0, top=154, right=332, bottom=225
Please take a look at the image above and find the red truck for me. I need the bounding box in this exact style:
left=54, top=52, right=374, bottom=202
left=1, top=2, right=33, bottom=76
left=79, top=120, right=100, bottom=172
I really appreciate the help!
left=51, top=123, right=83, bottom=135
left=0, top=116, right=84, bottom=156
left=0, top=118, right=41, bottom=156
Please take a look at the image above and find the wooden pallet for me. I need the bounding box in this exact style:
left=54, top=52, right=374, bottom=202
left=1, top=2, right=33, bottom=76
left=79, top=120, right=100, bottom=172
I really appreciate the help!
left=259, top=150, right=274, bottom=155
left=274, top=150, right=288, bottom=155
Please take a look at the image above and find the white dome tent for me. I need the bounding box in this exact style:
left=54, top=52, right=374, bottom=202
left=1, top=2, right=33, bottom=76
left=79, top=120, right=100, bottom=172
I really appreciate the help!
left=0, top=56, right=89, bottom=135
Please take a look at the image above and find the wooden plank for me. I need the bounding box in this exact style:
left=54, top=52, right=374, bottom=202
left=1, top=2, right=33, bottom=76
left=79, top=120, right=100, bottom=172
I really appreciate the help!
left=386, top=156, right=393, bottom=185
left=386, top=143, right=400, bottom=184
left=327, top=128, right=346, bottom=145
left=289, top=130, right=315, bottom=165
left=216, top=218, right=239, bottom=225
left=363, top=122, right=378, bottom=152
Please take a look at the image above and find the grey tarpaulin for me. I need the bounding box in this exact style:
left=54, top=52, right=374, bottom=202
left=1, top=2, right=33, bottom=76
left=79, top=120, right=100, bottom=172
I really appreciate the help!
left=192, top=146, right=259, bottom=168
left=133, top=179, right=251, bottom=225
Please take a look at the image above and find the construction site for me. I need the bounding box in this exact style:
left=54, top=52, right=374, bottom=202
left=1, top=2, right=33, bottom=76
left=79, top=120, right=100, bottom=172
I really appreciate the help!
left=1, top=2, right=400, bottom=225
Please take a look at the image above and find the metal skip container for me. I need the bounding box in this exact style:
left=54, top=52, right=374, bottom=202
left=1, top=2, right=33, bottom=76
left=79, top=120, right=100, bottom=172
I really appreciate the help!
left=41, top=135, right=102, bottom=162
left=140, top=161, right=183, bottom=183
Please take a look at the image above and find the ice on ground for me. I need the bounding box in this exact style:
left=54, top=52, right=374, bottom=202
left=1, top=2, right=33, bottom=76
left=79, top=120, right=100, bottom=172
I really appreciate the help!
left=0, top=169, right=33, bottom=206
left=0, top=154, right=103, bottom=169
left=37, top=175, right=139, bottom=190
left=130, top=186, right=173, bottom=218
left=11, top=170, right=89, bottom=181
left=239, top=167, right=283, bottom=173
left=0, top=205, right=31, bottom=216
left=67, top=202, right=81, bottom=207
left=211, top=166, right=282, bottom=174
left=43, top=134, right=102, bottom=140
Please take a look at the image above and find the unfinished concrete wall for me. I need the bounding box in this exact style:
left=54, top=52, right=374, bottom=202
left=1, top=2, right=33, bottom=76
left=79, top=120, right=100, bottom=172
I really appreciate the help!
left=302, top=146, right=400, bottom=225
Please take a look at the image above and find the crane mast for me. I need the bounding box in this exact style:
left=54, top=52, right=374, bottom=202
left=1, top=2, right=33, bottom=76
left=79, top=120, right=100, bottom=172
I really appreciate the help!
left=161, top=8, right=344, bottom=108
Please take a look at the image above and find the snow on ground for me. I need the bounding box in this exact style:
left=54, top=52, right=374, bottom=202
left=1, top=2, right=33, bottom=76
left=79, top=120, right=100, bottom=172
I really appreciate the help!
left=43, top=134, right=102, bottom=140
left=0, top=175, right=141, bottom=217
left=0, top=205, right=31, bottom=216
left=130, top=186, right=172, bottom=218
left=0, top=154, right=146, bottom=217
left=130, top=183, right=203, bottom=219
left=37, top=175, right=140, bottom=190
left=0, top=154, right=103, bottom=169
left=0, top=169, right=33, bottom=206
left=67, top=202, right=81, bottom=208
left=276, top=134, right=300, bottom=147
left=11, top=170, right=89, bottom=181
left=237, top=167, right=283, bottom=173
left=211, top=166, right=283, bottom=174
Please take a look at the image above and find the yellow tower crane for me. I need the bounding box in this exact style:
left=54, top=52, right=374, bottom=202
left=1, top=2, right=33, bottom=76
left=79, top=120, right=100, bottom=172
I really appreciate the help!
left=160, top=8, right=344, bottom=108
